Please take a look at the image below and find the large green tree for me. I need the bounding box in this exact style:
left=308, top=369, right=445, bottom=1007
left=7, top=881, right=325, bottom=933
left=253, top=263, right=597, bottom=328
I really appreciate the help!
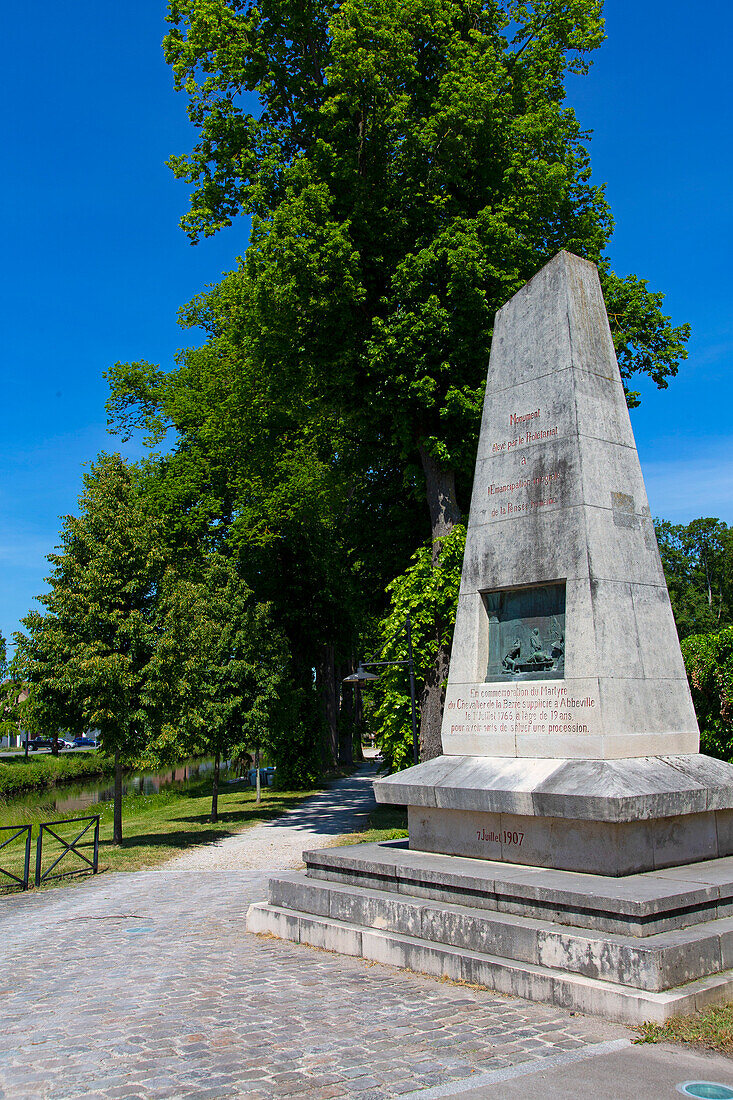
left=112, top=0, right=689, bottom=759
left=682, top=627, right=733, bottom=761
left=15, top=455, right=168, bottom=841
left=143, top=552, right=290, bottom=816
left=108, top=284, right=423, bottom=769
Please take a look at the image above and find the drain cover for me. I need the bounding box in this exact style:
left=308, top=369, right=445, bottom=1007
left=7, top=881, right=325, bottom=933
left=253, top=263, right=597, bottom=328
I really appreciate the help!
left=677, top=1084, right=733, bottom=1099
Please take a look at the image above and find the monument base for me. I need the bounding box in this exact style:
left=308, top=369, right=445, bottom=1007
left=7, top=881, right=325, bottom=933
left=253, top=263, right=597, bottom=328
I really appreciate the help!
left=246, top=841, right=733, bottom=1024
left=374, top=754, right=733, bottom=875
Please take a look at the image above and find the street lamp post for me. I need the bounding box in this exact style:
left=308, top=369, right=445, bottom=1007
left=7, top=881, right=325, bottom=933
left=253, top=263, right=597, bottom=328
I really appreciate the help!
left=343, top=614, right=419, bottom=765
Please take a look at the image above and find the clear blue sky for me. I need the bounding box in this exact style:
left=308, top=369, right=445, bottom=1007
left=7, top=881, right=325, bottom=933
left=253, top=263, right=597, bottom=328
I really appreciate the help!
left=1, top=1, right=731, bottom=655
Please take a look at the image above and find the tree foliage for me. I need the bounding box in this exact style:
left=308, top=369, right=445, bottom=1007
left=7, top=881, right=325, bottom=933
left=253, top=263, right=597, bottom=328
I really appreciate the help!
left=682, top=627, right=733, bottom=761
left=656, top=518, right=732, bottom=640
left=142, top=553, right=294, bottom=813
left=104, top=0, right=691, bottom=762
left=14, top=455, right=169, bottom=839
left=373, top=525, right=465, bottom=770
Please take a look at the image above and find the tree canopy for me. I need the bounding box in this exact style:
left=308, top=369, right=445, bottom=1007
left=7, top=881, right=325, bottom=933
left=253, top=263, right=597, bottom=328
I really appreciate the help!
left=105, top=0, right=691, bottom=763
left=656, top=518, right=732, bottom=640
left=15, top=455, right=170, bottom=838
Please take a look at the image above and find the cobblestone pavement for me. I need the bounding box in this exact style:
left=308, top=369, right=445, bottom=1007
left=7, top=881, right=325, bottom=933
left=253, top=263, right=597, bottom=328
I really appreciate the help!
left=0, top=868, right=627, bottom=1099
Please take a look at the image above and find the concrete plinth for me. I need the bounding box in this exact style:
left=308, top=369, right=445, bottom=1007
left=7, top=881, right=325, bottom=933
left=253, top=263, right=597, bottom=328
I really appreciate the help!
left=247, top=842, right=733, bottom=1024
left=374, top=753, right=733, bottom=874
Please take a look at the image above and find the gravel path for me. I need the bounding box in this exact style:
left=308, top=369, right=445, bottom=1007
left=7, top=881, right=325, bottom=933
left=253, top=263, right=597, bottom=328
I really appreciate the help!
left=160, top=757, right=380, bottom=872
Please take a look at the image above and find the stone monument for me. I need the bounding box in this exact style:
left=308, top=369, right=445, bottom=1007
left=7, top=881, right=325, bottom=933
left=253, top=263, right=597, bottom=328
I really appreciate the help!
left=248, top=253, right=733, bottom=1023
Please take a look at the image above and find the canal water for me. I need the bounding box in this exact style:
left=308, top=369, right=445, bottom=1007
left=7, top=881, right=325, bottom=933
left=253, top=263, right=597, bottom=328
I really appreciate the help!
left=0, top=759, right=241, bottom=826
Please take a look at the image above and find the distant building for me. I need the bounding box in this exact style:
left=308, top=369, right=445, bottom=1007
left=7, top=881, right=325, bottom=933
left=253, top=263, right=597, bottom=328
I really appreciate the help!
left=1, top=684, right=28, bottom=749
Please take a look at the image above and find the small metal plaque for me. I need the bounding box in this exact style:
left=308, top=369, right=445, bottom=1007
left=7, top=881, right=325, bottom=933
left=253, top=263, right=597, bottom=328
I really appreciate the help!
left=483, top=583, right=565, bottom=682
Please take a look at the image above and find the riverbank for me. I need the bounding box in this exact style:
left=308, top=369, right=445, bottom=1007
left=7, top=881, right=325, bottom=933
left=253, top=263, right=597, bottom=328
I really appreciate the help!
left=0, top=771, right=337, bottom=890
left=0, top=752, right=114, bottom=798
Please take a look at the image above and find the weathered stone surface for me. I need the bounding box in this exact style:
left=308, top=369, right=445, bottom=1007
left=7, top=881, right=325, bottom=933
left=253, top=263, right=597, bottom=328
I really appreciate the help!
left=267, top=864, right=733, bottom=993
left=249, top=869, right=733, bottom=1023
left=432, top=250, right=697, bottom=760
left=375, top=754, right=733, bottom=821
left=375, top=752, right=733, bottom=872
left=302, top=843, right=733, bottom=936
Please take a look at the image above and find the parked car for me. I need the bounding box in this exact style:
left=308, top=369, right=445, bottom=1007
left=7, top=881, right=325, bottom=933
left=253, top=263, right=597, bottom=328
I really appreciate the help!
left=72, top=736, right=98, bottom=748
left=27, top=737, right=65, bottom=751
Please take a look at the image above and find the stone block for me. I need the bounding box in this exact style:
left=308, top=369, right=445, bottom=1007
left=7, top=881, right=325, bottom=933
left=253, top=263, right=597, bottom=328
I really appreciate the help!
left=590, top=580, right=644, bottom=680
left=420, top=904, right=539, bottom=964
left=717, top=919, right=733, bottom=969
left=329, top=889, right=423, bottom=938
left=245, top=902, right=299, bottom=942
left=269, top=874, right=331, bottom=918
left=298, top=914, right=362, bottom=956
left=653, top=930, right=723, bottom=989
left=604, top=730, right=699, bottom=758
left=578, top=433, right=652, bottom=516
left=691, top=972, right=733, bottom=1013
left=584, top=504, right=666, bottom=587
left=463, top=951, right=556, bottom=1004
left=653, top=813, right=719, bottom=869
left=717, top=811, right=733, bottom=853
left=632, top=584, right=690, bottom=682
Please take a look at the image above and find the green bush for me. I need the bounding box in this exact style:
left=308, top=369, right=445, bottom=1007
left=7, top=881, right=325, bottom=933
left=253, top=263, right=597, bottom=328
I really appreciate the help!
left=0, top=753, right=113, bottom=799
left=373, top=525, right=466, bottom=772
left=681, top=627, right=733, bottom=759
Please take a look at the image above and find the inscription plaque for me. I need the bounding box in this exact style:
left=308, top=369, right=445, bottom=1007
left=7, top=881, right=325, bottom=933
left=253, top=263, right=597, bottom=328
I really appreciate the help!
left=484, top=583, right=565, bottom=682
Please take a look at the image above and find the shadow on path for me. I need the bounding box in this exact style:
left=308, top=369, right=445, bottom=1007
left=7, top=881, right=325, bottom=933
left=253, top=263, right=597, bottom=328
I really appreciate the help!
left=254, top=758, right=380, bottom=836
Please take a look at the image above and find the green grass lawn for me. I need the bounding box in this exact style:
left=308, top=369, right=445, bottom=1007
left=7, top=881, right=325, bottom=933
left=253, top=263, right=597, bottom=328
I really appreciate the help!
left=336, top=803, right=408, bottom=846
left=0, top=776, right=325, bottom=892
left=635, top=1003, right=733, bottom=1055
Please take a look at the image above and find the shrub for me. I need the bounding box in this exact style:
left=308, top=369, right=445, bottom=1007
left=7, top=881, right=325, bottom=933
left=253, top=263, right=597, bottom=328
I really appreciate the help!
left=682, top=627, right=733, bottom=759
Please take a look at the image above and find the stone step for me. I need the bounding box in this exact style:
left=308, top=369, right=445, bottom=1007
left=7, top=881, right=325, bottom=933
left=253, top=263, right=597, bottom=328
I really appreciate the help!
left=246, top=898, right=733, bottom=1025
left=303, top=841, right=733, bottom=935
left=268, top=871, right=733, bottom=993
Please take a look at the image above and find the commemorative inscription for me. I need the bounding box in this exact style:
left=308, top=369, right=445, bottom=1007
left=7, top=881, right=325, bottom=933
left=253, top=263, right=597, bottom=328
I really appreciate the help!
left=445, top=682, right=597, bottom=740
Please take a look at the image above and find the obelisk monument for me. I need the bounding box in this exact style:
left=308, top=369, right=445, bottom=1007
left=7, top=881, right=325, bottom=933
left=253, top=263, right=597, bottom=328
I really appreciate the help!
left=374, top=251, right=733, bottom=875
left=248, top=253, right=733, bottom=1022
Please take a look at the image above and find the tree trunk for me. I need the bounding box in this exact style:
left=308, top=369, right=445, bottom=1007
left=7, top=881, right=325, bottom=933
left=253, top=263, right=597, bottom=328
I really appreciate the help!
left=318, top=644, right=340, bottom=766
left=418, top=444, right=463, bottom=560
left=113, top=751, right=123, bottom=844
left=417, top=444, right=462, bottom=761
left=211, top=748, right=220, bottom=823
left=340, top=669, right=355, bottom=766
left=353, top=683, right=364, bottom=761
left=339, top=708, right=353, bottom=767
left=255, top=743, right=261, bottom=805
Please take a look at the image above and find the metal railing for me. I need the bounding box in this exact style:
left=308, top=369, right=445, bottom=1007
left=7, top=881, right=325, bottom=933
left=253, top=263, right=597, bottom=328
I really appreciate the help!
left=35, top=815, right=100, bottom=887
left=0, top=825, right=32, bottom=890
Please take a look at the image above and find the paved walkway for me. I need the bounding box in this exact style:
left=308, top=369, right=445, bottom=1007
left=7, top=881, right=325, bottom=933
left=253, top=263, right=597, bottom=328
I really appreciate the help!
left=1, top=762, right=731, bottom=1099
left=164, top=761, right=380, bottom=871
